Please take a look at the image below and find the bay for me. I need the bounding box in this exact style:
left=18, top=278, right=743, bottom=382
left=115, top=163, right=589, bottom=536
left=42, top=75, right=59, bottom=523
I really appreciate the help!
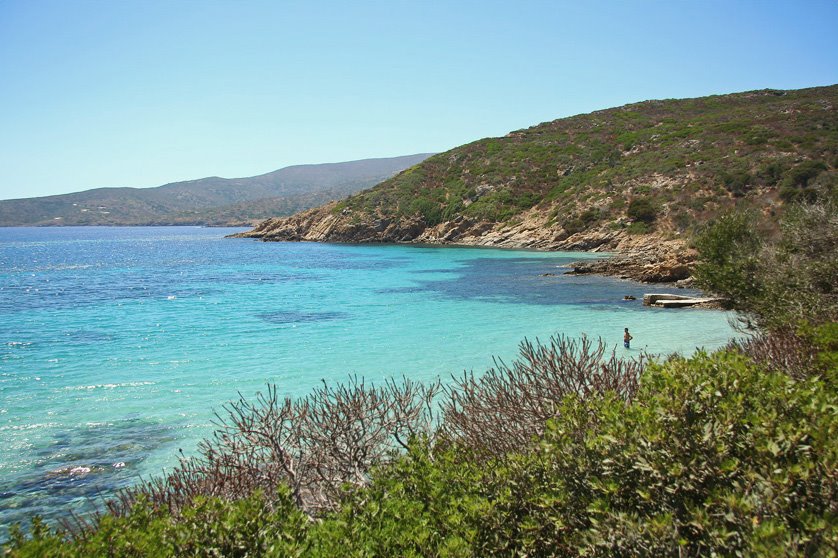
left=0, top=226, right=739, bottom=535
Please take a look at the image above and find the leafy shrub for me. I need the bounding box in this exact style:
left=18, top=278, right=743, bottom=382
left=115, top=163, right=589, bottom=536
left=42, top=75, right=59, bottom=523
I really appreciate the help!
left=408, top=197, right=444, bottom=226
left=563, top=207, right=601, bottom=234
left=780, top=160, right=828, bottom=202
left=626, top=221, right=650, bottom=234
left=473, top=349, right=838, bottom=556
left=721, top=169, right=753, bottom=196
left=627, top=197, right=657, bottom=223
left=5, top=489, right=310, bottom=558
left=692, top=210, right=764, bottom=315
left=308, top=443, right=488, bottom=558
left=759, top=160, right=789, bottom=186
left=694, top=201, right=838, bottom=329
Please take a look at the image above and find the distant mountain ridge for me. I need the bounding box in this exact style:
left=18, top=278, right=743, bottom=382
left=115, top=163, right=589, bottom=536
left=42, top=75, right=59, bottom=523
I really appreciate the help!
left=0, top=154, right=434, bottom=226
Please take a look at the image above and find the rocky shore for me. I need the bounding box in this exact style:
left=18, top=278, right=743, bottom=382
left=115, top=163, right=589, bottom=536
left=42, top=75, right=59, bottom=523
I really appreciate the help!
left=564, top=248, right=695, bottom=285
left=233, top=202, right=698, bottom=285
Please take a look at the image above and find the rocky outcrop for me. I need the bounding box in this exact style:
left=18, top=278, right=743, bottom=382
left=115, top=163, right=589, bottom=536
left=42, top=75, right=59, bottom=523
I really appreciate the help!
left=565, top=247, right=695, bottom=284
left=233, top=204, right=697, bottom=284
left=231, top=86, right=838, bottom=284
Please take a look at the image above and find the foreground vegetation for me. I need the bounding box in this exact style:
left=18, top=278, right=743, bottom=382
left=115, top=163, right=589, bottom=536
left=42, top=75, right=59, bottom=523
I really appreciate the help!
left=5, top=332, right=835, bottom=557
left=5, top=201, right=837, bottom=557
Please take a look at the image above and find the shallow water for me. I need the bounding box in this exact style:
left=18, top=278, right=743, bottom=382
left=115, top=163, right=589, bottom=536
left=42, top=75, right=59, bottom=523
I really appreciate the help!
left=0, top=226, right=740, bottom=536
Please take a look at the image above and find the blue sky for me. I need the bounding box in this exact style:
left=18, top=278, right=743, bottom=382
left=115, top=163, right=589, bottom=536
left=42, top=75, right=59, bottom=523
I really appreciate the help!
left=1, top=0, right=836, bottom=200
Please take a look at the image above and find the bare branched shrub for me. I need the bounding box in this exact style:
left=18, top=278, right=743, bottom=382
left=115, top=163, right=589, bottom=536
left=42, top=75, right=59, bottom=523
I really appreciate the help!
left=440, top=334, right=644, bottom=459
left=108, top=376, right=441, bottom=519
left=727, top=330, right=821, bottom=380
left=88, top=336, right=643, bottom=533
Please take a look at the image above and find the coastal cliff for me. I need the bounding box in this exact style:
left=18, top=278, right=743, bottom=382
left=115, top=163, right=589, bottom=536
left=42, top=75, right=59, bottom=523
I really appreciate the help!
left=236, top=85, right=838, bottom=282
left=235, top=201, right=696, bottom=283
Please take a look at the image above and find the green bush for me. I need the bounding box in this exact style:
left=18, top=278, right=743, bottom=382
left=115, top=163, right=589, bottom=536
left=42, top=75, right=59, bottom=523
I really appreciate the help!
left=408, top=197, right=444, bottom=226
left=5, top=489, right=309, bottom=557
left=308, top=443, right=488, bottom=558
left=563, top=207, right=600, bottom=234
left=780, top=161, right=828, bottom=202
left=627, top=197, right=657, bottom=223
left=473, top=349, right=838, bottom=556
left=693, top=201, right=838, bottom=329
left=692, top=210, right=764, bottom=314
left=759, top=160, right=788, bottom=186
left=721, top=169, right=752, bottom=196
left=626, top=221, right=650, bottom=234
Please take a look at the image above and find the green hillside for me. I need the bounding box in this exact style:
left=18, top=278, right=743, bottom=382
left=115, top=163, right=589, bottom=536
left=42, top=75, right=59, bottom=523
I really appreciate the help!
left=248, top=85, right=837, bottom=252
left=347, top=85, right=836, bottom=228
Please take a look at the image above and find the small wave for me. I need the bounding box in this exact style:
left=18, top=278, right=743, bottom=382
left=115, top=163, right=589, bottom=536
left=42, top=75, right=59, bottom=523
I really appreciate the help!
left=36, top=264, right=94, bottom=272
left=0, top=422, right=59, bottom=432
left=62, top=381, right=155, bottom=392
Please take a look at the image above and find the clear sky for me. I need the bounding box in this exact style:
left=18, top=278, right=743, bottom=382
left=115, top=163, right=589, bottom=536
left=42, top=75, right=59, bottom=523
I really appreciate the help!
left=1, top=0, right=836, bottom=200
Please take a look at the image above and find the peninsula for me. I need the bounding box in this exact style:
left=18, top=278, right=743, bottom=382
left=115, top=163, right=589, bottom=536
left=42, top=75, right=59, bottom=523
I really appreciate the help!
left=237, top=85, right=837, bottom=282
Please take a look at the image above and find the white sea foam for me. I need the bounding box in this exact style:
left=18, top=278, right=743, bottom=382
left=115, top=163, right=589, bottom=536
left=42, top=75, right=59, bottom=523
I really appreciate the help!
left=0, top=422, right=59, bottom=432
left=63, top=381, right=155, bottom=391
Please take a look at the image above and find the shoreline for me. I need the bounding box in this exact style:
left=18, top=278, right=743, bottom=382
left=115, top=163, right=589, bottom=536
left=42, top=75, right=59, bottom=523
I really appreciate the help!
left=232, top=200, right=698, bottom=285
left=232, top=230, right=695, bottom=286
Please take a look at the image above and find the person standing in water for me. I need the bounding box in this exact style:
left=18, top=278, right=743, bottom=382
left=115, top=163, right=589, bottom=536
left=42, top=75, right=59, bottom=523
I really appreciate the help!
left=624, top=328, right=633, bottom=349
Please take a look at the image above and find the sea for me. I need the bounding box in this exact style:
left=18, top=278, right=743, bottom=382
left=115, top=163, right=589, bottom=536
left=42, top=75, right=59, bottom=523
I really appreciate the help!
left=0, top=226, right=741, bottom=537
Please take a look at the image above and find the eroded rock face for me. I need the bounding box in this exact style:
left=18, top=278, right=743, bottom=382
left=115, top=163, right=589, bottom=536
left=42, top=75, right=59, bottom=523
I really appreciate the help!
left=565, top=242, right=696, bottom=284
left=232, top=204, right=696, bottom=284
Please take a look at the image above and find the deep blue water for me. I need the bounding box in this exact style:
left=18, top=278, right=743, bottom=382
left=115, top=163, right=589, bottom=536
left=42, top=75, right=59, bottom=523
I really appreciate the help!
left=0, top=226, right=739, bottom=537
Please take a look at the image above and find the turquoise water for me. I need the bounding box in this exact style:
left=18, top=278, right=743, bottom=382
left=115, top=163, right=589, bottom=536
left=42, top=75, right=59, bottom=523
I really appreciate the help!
left=0, top=226, right=739, bottom=534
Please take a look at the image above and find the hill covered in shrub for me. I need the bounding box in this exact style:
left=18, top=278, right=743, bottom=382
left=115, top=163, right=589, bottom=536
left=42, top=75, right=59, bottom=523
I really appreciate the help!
left=243, top=85, right=837, bottom=263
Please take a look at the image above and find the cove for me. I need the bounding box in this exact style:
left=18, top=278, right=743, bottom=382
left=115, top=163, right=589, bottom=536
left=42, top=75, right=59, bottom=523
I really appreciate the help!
left=0, top=226, right=740, bottom=535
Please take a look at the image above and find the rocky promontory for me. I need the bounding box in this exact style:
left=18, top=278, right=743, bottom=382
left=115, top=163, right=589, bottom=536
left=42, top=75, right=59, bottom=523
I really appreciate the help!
left=233, top=202, right=697, bottom=284
left=235, top=85, right=837, bottom=284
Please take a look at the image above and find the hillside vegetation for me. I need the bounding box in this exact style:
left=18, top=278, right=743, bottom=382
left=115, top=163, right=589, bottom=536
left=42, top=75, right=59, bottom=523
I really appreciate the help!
left=0, top=154, right=433, bottom=227
left=244, top=85, right=837, bottom=272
